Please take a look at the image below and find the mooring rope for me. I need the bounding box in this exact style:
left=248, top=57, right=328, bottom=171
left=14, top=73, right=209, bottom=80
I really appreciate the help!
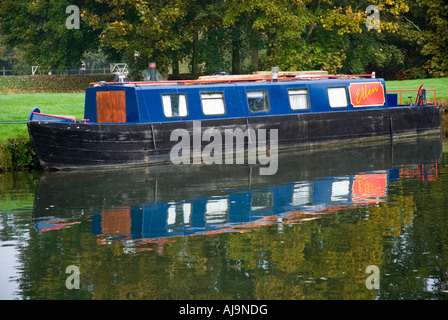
left=424, top=105, right=436, bottom=122
left=0, top=120, right=28, bottom=124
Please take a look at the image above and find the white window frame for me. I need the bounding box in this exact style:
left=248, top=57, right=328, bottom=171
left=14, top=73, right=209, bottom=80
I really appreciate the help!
left=288, top=88, right=310, bottom=110
left=201, top=92, right=226, bottom=115
left=162, top=94, right=188, bottom=118
left=328, top=87, right=348, bottom=108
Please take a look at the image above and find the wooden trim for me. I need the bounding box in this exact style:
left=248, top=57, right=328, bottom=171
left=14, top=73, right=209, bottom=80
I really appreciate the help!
left=96, top=91, right=127, bottom=123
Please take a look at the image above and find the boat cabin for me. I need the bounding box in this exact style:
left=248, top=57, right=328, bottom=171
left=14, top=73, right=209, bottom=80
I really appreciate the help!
left=83, top=76, right=395, bottom=124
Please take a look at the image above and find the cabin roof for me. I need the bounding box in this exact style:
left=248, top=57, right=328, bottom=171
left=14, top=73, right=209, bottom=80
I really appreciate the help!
left=91, top=73, right=377, bottom=89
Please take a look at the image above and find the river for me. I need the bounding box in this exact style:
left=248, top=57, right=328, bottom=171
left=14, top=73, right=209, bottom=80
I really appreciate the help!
left=1, top=136, right=448, bottom=301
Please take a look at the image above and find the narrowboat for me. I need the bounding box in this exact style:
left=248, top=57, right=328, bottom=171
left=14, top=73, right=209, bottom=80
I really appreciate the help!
left=27, top=69, right=441, bottom=171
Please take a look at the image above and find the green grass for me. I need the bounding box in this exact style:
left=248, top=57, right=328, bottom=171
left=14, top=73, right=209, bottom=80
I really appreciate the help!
left=0, top=93, right=85, bottom=140
left=386, top=77, right=448, bottom=100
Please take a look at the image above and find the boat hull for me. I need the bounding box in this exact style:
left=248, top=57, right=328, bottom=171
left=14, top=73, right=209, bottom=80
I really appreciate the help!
left=27, top=105, right=441, bottom=170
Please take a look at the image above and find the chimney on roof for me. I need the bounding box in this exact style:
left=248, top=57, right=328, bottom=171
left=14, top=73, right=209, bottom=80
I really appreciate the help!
left=149, top=62, right=157, bottom=81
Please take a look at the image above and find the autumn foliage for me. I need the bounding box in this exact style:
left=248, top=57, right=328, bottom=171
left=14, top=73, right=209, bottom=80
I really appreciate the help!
left=0, top=0, right=446, bottom=80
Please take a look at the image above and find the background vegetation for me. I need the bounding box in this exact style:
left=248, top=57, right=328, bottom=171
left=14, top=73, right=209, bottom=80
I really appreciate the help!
left=0, top=0, right=447, bottom=80
left=0, top=74, right=114, bottom=94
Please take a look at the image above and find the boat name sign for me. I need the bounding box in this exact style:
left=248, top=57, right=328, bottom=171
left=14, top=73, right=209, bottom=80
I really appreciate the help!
left=349, top=82, right=385, bottom=107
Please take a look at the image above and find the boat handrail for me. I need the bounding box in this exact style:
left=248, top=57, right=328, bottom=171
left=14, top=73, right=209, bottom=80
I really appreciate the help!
left=89, top=73, right=375, bottom=87
left=386, top=88, right=437, bottom=105
left=32, top=112, right=77, bottom=123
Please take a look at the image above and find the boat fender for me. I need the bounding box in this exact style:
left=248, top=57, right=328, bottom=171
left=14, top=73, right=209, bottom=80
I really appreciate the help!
left=415, top=84, right=426, bottom=106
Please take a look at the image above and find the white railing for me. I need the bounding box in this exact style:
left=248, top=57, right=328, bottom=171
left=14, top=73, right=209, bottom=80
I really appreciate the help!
left=0, top=65, right=123, bottom=76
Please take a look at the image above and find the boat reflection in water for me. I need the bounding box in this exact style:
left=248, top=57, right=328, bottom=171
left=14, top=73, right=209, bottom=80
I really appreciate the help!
left=33, top=136, right=441, bottom=243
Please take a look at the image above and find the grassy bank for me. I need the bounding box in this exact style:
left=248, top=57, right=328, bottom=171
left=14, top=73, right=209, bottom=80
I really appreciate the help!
left=386, top=77, right=448, bottom=98
left=0, top=77, right=447, bottom=172
left=0, top=92, right=85, bottom=171
left=0, top=93, right=85, bottom=140
left=0, top=138, right=40, bottom=171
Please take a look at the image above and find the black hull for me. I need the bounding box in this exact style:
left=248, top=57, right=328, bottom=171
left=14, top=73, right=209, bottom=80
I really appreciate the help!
left=27, top=106, right=441, bottom=170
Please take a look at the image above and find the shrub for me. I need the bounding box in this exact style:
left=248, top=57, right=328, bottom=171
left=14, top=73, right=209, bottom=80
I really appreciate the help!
left=0, top=140, right=13, bottom=171
left=0, top=138, right=40, bottom=172
left=0, top=74, right=115, bottom=94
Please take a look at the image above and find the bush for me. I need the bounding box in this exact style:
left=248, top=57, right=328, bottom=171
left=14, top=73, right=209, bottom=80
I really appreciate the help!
left=0, top=138, right=40, bottom=172
left=0, top=74, right=115, bottom=94
left=0, top=140, right=13, bottom=171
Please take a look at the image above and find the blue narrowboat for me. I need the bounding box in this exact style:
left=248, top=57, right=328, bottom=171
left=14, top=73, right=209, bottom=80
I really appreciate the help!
left=27, top=70, right=441, bottom=170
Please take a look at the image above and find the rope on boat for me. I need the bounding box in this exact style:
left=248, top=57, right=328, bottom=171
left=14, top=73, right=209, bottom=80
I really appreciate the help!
left=425, top=105, right=436, bottom=122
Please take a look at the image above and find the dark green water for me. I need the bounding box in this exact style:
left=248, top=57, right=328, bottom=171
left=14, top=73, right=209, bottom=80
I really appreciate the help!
left=1, top=136, right=448, bottom=300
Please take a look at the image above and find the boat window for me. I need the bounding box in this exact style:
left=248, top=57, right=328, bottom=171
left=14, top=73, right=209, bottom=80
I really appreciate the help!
left=201, top=92, right=225, bottom=115
left=251, top=191, right=273, bottom=210
left=288, top=88, right=310, bottom=110
left=162, top=94, right=188, bottom=117
left=328, top=87, right=348, bottom=108
left=292, top=182, right=312, bottom=206
left=247, top=90, right=270, bottom=113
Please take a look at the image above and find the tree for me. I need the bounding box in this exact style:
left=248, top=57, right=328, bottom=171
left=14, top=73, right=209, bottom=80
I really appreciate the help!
left=0, top=35, right=29, bottom=75
left=1, top=0, right=445, bottom=79
left=268, top=0, right=411, bottom=74
left=395, top=0, right=448, bottom=78
left=82, top=0, right=190, bottom=79
left=0, top=0, right=99, bottom=73
left=217, top=0, right=412, bottom=75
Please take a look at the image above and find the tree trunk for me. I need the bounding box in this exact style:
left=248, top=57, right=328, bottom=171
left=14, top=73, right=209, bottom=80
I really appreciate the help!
left=249, top=28, right=259, bottom=72
left=191, top=30, right=199, bottom=78
left=172, top=52, right=180, bottom=77
left=232, top=27, right=241, bottom=75
left=267, top=31, right=279, bottom=59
